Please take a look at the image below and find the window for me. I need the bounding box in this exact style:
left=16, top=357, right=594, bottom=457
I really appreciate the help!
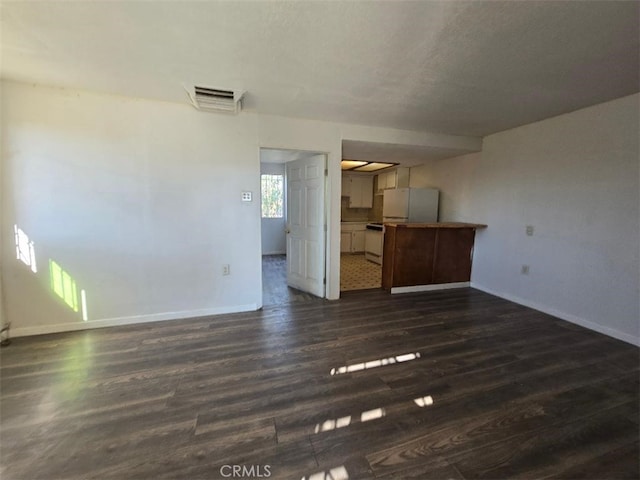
left=261, top=174, right=284, bottom=218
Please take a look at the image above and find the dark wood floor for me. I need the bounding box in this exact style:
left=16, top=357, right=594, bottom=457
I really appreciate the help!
left=262, top=254, right=318, bottom=306
left=1, top=288, right=638, bottom=479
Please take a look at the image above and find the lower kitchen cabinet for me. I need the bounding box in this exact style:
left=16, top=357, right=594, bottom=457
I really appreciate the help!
left=352, top=230, right=365, bottom=252
left=340, top=232, right=352, bottom=253
left=341, top=223, right=367, bottom=253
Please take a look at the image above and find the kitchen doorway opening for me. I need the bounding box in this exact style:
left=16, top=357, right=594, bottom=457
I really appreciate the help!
left=260, top=148, right=327, bottom=307
left=339, top=172, right=384, bottom=292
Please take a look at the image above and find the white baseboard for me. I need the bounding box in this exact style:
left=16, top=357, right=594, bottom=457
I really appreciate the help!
left=471, top=282, right=639, bottom=347
left=10, top=303, right=259, bottom=338
left=391, top=282, right=470, bottom=294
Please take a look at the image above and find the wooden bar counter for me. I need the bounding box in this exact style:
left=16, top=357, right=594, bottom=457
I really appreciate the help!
left=382, top=222, right=487, bottom=292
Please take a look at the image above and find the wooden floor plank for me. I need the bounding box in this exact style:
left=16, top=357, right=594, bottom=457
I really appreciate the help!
left=1, top=287, right=638, bottom=479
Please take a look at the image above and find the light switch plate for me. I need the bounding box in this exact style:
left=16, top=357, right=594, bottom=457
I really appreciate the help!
left=241, top=191, right=252, bottom=202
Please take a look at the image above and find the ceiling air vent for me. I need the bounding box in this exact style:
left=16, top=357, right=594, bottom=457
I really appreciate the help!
left=186, top=85, right=244, bottom=114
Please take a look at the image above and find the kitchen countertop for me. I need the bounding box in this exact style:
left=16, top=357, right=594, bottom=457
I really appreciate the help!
left=385, top=222, right=487, bottom=229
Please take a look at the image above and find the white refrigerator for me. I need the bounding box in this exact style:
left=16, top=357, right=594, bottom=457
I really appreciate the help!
left=383, top=188, right=439, bottom=222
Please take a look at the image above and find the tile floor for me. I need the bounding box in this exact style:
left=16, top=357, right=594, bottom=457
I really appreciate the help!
left=340, top=253, right=382, bottom=291
left=263, top=253, right=382, bottom=300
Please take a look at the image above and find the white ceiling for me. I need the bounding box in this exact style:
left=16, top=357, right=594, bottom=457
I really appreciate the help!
left=1, top=1, right=638, bottom=137
left=342, top=140, right=477, bottom=167
left=260, top=142, right=471, bottom=166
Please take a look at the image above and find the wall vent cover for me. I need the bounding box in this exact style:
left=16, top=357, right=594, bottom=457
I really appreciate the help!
left=186, top=85, right=244, bottom=114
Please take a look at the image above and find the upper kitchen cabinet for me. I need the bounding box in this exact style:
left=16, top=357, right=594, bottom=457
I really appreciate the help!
left=376, top=167, right=409, bottom=193
left=343, top=175, right=373, bottom=208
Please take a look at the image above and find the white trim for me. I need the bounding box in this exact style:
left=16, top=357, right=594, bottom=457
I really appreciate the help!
left=11, top=304, right=259, bottom=338
left=391, top=282, right=470, bottom=294
left=471, top=282, right=640, bottom=347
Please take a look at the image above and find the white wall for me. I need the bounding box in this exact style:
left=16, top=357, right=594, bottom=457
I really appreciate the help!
left=2, top=81, right=262, bottom=335
left=260, top=162, right=286, bottom=255
left=1, top=80, right=481, bottom=335
left=411, top=94, right=640, bottom=345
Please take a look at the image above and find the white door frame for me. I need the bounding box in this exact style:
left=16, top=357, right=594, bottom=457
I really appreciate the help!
left=259, top=148, right=331, bottom=300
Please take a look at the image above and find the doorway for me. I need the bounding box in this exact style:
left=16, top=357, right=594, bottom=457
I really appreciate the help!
left=259, top=148, right=327, bottom=307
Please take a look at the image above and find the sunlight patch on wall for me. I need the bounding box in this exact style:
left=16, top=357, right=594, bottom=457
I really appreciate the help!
left=81, top=289, right=88, bottom=321
left=14, top=225, right=37, bottom=273
left=49, top=260, right=79, bottom=312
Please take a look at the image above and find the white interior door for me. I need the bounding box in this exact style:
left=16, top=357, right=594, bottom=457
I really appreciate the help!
left=286, top=155, right=326, bottom=297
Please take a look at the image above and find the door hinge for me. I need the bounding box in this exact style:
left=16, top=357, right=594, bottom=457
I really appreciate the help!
left=323, top=277, right=326, bottom=285
left=325, top=168, right=328, bottom=176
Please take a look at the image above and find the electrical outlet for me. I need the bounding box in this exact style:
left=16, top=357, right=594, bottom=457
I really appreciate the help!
left=526, top=225, right=534, bottom=236
left=222, top=264, right=231, bottom=276
left=521, top=265, right=530, bottom=275
left=241, top=191, right=252, bottom=202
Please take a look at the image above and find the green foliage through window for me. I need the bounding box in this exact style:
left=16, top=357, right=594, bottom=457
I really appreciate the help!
left=261, top=174, right=284, bottom=218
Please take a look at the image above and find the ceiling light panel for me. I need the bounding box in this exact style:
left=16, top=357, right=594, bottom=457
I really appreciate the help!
left=353, top=162, right=396, bottom=172
left=341, top=160, right=368, bottom=170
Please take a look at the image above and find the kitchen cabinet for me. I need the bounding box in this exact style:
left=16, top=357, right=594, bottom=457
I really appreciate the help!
left=340, top=222, right=367, bottom=253
left=376, top=167, right=410, bottom=193
left=342, top=175, right=373, bottom=208
left=352, top=230, right=366, bottom=252
left=377, top=171, right=390, bottom=191
left=341, top=176, right=351, bottom=197
left=340, top=232, right=352, bottom=253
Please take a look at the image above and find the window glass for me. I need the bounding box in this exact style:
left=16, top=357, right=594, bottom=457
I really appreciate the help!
left=261, top=174, right=284, bottom=218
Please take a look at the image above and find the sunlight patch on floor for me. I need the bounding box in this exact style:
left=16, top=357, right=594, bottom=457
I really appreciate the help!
left=330, top=352, right=421, bottom=375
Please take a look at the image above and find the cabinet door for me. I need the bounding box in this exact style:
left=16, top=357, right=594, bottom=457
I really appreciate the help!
left=352, top=230, right=366, bottom=252
left=349, top=177, right=364, bottom=207
left=385, top=171, right=396, bottom=189
left=360, top=176, right=373, bottom=208
left=432, top=228, right=475, bottom=283
left=348, top=177, right=361, bottom=207
left=378, top=172, right=388, bottom=190
left=348, top=176, right=373, bottom=208
left=340, top=232, right=352, bottom=253
left=341, top=175, right=351, bottom=197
